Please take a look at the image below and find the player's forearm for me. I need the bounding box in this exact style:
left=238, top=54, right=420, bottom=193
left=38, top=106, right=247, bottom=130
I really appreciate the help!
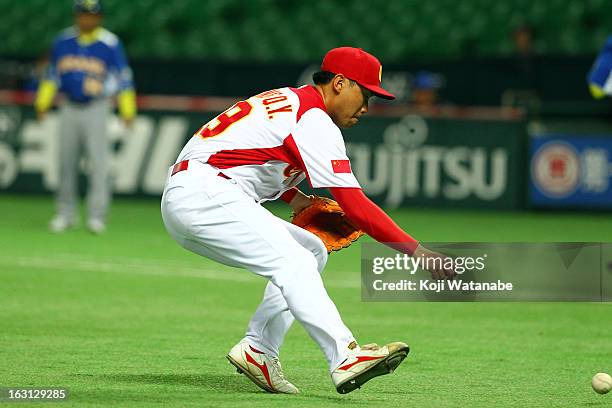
left=34, top=80, right=57, bottom=113
left=118, top=89, right=137, bottom=120
left=329, top=187, right=419, bottom=255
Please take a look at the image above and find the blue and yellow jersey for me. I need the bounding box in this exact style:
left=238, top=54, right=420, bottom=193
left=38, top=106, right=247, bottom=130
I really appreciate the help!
left=588, top=35, right=612, bottom=99
left=35, top=26, right=136, bottom=120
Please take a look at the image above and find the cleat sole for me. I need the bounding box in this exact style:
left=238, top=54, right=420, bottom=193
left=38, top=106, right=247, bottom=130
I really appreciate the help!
left=336, top=345, right=410, bottom=394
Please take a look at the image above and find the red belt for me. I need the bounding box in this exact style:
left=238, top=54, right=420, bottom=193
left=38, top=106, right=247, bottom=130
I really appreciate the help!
left=171, top=160, right=230, bottom=179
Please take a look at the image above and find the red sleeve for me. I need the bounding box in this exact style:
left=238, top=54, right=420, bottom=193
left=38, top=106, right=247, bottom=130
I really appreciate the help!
left=329, top=187, right=419, bottom=255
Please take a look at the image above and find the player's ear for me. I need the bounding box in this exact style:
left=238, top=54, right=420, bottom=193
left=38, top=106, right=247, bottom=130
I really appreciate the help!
left=331, top=74, right=346, bottom=95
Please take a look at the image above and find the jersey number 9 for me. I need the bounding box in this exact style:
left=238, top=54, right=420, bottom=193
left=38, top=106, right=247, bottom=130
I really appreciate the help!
left=198, top=100, right=253, bottom=139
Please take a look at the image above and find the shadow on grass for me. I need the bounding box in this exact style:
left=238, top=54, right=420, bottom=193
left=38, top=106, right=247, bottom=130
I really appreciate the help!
left=88, top=373, right=385, bottom=404
left=94, top=372, right=257, bottom=393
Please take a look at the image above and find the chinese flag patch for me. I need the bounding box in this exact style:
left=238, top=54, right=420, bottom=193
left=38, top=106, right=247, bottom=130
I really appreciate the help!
left=331, top=159, right=351, bottom=173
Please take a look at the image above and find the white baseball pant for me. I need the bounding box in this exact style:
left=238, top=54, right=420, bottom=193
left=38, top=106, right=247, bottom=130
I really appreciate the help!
left=56, top=99, right=111, bottom=222
left=160, top=160, right=355, bottom=370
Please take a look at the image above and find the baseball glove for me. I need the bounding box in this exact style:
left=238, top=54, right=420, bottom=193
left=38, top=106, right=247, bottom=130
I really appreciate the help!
left=292, top=196, right=364, bottom=253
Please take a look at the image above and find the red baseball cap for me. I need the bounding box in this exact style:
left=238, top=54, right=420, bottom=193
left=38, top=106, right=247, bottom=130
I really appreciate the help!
left=321, top=47, right=395, bottom=100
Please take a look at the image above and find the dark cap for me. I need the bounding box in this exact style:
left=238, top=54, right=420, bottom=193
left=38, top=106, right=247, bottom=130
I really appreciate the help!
left=321, top=47, right=395, bottom=100
left=74, top=0, right=103, bottom=14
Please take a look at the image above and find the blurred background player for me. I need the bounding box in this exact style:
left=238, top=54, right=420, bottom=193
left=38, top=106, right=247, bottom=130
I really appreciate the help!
left=34, top=0, right=136, bottom=234
left=588, top=35, right=612, bottom=99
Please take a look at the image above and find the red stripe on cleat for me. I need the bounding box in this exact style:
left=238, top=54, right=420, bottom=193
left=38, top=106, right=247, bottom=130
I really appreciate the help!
left=245, top=351, right=274, bottom=390
left=337, top=355, right=385, bottom=371
left=249, top=345, right=265, bottom=354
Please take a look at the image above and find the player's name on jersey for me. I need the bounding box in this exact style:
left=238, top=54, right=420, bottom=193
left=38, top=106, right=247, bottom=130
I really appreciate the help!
left=254, top=88, right=294, bottom=120
left=372, top=279, right=514, bottom=292
left=57, top=55, right=106, bottom=75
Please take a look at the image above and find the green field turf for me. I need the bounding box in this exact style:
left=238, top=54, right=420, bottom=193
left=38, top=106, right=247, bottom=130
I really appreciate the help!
left=1, top=194, right=611, bottom=407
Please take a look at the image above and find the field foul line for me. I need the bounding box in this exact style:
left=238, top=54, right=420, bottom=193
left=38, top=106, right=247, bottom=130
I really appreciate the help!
left=0, top=255, right=361, bottom=289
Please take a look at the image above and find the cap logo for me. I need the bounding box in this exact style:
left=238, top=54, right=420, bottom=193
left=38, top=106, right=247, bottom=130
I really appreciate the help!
left=379, top=65, right=382, bottom=82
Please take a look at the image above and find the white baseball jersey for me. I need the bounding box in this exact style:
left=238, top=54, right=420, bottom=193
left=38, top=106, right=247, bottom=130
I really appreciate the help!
left=176, top=85, right=360, bottom=203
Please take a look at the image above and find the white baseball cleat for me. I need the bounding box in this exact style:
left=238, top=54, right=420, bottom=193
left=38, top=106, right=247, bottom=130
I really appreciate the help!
left=87, top=219, right=106, bottom=234
left=49, top=215, right=77, bottom=233
left=332, top=341, right=410, bottom=394
left=226, top=339, right=299, bottom=394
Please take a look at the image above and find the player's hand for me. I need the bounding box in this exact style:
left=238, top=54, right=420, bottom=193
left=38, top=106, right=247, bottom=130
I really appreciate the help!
left=36, top=110, right=47, bottom=122
left=289, top=191, right=314, bottom=214
left=123, top=117, right=134, bottom=129
left=413, top=244, right=456, bottom=280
